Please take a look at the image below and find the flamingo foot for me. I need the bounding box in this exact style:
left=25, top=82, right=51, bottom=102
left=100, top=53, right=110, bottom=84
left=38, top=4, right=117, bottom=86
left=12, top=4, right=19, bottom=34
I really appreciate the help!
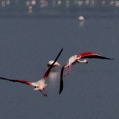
left=43, top=88, right=47, bottom=97
left=43, top=94, right=47, bottom=97
left=40, top=90, right=47, bottom=97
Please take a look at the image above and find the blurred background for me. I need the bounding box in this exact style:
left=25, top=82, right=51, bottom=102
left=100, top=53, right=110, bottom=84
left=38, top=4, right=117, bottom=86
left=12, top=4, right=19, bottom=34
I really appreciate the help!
left=0, top=0, right=119, bottom=119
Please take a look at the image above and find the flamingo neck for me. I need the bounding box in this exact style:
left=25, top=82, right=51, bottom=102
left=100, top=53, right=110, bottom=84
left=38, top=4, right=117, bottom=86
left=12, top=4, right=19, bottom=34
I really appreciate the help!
left=78, top=59, right=88, bottom=63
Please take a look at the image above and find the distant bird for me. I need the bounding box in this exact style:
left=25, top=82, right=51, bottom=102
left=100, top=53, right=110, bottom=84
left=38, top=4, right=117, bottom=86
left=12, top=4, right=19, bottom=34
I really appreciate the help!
left=0, top=48, right=63, bottom=97
left=59, top=52, right=113, bottom=94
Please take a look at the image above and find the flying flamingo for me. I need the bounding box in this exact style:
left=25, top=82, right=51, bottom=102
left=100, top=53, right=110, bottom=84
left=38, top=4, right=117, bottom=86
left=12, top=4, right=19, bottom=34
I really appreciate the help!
left=59, top=52, right=113, bottom=94
left=0, top=48, right=63, bottom=97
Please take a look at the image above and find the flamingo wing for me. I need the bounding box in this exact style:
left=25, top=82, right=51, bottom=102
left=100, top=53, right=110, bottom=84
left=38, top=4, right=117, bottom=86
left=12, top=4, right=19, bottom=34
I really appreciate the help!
left=43, top=48, right=63, bottom=79
left=77, top=52, right=113, bottom=60
left=0, top=77, right=32, bottom=85
left=59, top=65, right=65, bottom=94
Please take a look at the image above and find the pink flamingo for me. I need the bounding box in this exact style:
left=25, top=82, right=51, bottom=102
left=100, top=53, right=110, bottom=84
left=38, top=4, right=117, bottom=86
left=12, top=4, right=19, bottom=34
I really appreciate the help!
left=59, top=52, right=113, bottom=94
left=0, top=48, right=63, bottom=97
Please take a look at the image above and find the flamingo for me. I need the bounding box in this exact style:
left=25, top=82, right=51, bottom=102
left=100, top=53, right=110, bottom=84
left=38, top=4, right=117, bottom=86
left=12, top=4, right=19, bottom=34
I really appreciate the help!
left=0, top=48, right=63, bottom=97
left=59, top=52, right=113, bottom=94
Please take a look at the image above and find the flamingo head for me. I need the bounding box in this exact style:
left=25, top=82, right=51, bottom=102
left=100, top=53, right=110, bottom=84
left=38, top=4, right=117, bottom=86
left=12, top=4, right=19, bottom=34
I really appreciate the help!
left=77, top=59, right=88, bottom=64
left=47, top=60, right=60, bottom=67
left=83, top=59, right=88, bottom=64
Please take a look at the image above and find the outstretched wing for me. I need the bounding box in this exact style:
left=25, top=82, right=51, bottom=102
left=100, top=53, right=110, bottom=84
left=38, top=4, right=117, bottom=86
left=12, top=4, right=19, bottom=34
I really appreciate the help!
left=77, top=52, right=113, bottom=60
left=0, top=77, right=32, bottom=85
left=43, top=48, right=63, bottom=79
left=59, top=65, right=65, bottom=94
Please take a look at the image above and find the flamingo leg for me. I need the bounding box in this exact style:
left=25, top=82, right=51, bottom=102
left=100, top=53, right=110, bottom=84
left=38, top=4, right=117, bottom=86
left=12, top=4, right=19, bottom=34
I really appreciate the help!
left=39, top=90, right=47, bottom=97
left=65, top=66, right=70, bottom=75
left=67, top=65, right=72, bottom=75
left=64, top=65, right=72, bottom=76
left=63, top=67, right=68, bottom=77
left=43, top=88, right=47, bottom=97
left=64, top=67, right=69, bottom=77
left=67, top=67, right=70, bottom=75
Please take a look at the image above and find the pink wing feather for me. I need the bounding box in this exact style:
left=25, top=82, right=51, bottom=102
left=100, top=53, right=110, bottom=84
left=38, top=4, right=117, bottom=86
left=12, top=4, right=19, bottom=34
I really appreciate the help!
left=77, top=52, right=112, bottom=60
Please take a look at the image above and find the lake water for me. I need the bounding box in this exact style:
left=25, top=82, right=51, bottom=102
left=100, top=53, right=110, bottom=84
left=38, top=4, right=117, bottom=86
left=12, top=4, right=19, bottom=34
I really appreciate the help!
left=0, top=0, right=119, bottom=119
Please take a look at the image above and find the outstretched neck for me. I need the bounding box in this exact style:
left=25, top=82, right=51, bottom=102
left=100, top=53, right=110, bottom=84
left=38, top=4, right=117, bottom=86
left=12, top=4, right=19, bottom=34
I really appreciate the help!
left=77, top=59, right=88, bottom=63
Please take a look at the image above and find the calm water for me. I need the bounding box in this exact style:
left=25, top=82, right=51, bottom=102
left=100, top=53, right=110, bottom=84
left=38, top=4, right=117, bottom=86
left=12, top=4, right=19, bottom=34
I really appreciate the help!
left=0, top=0, right=119, bottom=119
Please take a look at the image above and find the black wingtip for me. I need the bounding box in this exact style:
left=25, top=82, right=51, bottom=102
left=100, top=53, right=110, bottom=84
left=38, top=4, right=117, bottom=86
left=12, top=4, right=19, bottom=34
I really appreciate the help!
left=102, top=56, right=114, bottom=60
left=98, top=56, right=114, bottom=60
left=59, top=90, right=62, bottom=94
left=60, top=47, right=63, bottom=51
left=109, top=58, right=114, bottom=60
left=0, top=77, right=8, bottom=80
left=59, top=65, right=65, bottom=95
left=59, top=79, right=63, bottom=94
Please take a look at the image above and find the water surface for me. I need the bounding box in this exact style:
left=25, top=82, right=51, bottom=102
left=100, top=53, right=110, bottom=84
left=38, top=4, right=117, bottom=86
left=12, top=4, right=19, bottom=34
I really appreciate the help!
left=0, top=0, right=119, bottom=119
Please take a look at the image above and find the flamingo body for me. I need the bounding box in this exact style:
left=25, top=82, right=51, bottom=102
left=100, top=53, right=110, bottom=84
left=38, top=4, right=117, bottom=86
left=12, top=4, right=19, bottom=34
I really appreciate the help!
left=66, top=55, right=77, bottom=67
left=32, top=79, right=47, bottom=90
